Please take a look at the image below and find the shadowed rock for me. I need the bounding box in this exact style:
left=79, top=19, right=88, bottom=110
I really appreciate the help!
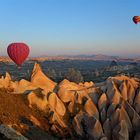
left=0, top=64, right=140, bottom=139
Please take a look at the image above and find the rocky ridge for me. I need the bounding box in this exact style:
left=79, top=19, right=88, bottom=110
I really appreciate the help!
left=0, top=63, right=140, bottom=140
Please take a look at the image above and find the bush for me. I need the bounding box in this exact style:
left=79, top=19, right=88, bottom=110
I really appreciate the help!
left=65, top=68, right=84, bottom=83
left=46, top=68, right=56, bottom=81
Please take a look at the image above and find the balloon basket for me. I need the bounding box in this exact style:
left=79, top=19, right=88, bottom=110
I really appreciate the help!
left=17, top=66, right=21, bottom=70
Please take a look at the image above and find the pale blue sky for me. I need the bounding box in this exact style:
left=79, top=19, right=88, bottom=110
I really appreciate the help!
left=0, top=0, right=140, bottom=57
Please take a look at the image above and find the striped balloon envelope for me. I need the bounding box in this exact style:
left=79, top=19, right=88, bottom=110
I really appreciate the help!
left=133, top=16, right=140, bottom=24
left=7, top=43, right=30, bottom=66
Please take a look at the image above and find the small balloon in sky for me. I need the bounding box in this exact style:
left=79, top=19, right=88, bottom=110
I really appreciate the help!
left=133, top=16, right=140, bottom=24
left=7, top=43, right=30, bottom=67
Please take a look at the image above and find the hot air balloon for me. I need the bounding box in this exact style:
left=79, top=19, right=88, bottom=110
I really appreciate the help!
left=133, top=16, right=140, bottom=24
left=7, top=43, right=30, bottom=67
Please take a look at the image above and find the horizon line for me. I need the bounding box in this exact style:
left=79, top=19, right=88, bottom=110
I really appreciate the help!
left=0, top=53, right=140, bottom=59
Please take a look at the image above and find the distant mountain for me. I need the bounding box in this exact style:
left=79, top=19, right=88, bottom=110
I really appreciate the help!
left=37, top=54, right=121, bottom=61
left=0, top=54, right=139, bottom=63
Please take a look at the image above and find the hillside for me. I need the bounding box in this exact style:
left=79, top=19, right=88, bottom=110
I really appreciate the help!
left=0, top=63, right=140, bottom=140
left=0, top=55, right=140, bottom=63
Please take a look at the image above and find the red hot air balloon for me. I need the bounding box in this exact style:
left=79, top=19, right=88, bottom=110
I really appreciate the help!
left=7, top=43, right=30, bottom=66
left=133, top=16, right=140, bottom=24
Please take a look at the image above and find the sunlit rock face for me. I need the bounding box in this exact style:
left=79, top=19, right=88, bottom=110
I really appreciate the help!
left=27, top=68, right=140, bottom=139
left=0, top=63, right=140, bottom=139
left=11, top=79, right=37, bottom=93
left=31, top=63, right=57, bottom=92
left=0, top=72, right=11, bottom=88
left=0, top=63, right=57, bottom=93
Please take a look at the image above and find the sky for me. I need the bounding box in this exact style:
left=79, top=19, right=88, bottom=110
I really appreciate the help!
left=0, top=0, right=140, bottom=57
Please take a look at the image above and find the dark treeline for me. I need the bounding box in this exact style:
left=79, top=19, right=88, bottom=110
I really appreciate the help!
left=0, top=60, right=140, bottom=83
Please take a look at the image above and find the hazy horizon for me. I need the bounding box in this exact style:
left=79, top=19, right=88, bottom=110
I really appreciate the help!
left=0, top=0, right=140, bottom=57
left=1, top=53, right=140, bottom=59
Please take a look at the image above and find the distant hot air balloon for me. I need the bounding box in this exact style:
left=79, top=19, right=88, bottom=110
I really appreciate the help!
left=133, top=16, right=140, bottom=24
left=7, top=43, right=30, bottom=67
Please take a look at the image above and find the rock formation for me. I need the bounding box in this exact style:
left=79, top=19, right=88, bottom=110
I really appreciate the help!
left=0, top=63, right=139, bottom=140
left=31, top=63, right=57, bottom=92
left=0, top=63, right=57, bottom=94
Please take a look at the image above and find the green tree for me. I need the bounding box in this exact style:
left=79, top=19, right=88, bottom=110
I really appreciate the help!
left=66, top=68, right=84, bottom=83
left=94, top=69, right=100, bottom=77
left=46, top=68, right=56, bottom=81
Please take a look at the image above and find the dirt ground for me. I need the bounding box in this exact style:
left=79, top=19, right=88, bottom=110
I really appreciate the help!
left=0, top=88, right=56, bottom=140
